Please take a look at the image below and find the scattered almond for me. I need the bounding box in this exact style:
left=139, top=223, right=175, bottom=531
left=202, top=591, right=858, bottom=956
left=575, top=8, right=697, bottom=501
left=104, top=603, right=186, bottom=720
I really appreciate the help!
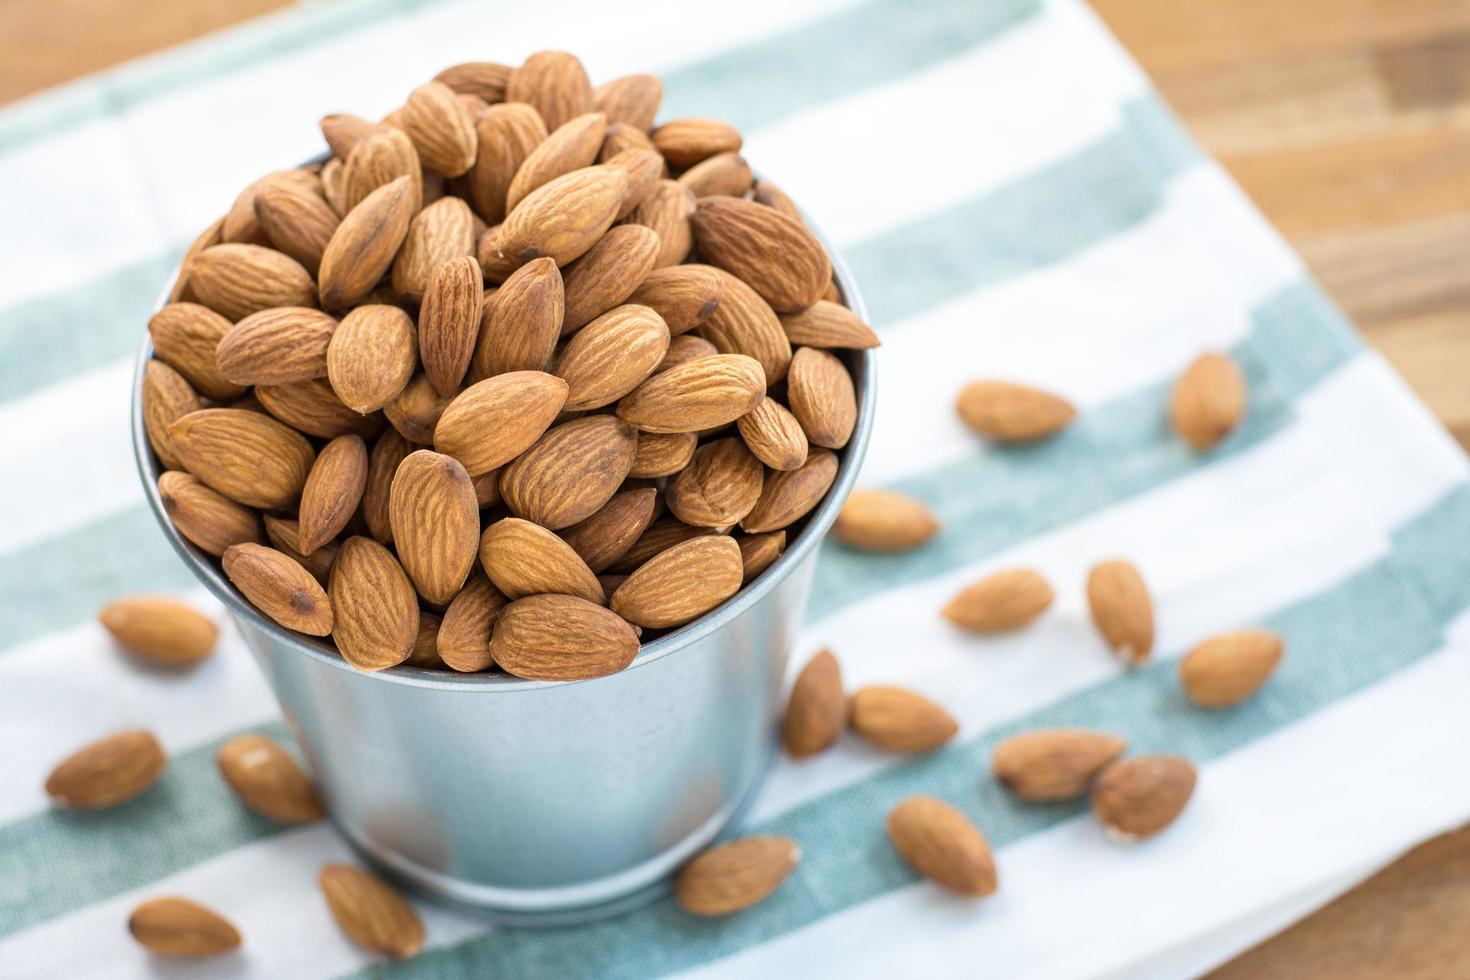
left=319, top=863, right=425, bottom=959
left=128, top=898, right=241, bottom=957
left=217, top=732, right=324, bottom=823
left=992, top=729, right=1127, bottom=801
left=1170, top=351, right=1247, bottom=450
left=886, top=796, right=997, bottom=897
left=1092, top=756, right=1197, bottom=842
left=97, top=596, right=217, bottom=667
left=832, top=490, right=938, bottom=552
left=943, top=568, right=1054, bottom=632
left=1086, top=560, right=1155, bottom=665
left=674, top=836, right=799, bottom=917
left=45, top=730, right=166, bottom=809
left=782, top=649, right=845, bottom=758
left=849, top=686, right=958, bottom=752
left=1179, top=629, right=1284, bottom=708
left=956, top=381, right=1075, bottom=442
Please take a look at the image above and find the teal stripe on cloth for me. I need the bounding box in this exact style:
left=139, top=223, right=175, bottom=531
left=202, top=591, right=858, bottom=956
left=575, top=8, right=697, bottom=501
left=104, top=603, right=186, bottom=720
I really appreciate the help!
left=1387, top=481, right=1470, bottom=622
left=0, top=722, right=290, bottom=938
left=346, top=484, right=1469, bottom=980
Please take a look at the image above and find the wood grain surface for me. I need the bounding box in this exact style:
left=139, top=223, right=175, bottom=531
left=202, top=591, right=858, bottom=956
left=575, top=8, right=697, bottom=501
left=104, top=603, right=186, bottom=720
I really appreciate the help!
left=3, top=0, right=1468, bottom=975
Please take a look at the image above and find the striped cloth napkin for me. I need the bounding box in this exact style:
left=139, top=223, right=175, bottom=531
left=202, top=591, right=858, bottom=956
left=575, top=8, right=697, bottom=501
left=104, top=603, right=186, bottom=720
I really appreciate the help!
left=5, top=0, right=1470, bottom=976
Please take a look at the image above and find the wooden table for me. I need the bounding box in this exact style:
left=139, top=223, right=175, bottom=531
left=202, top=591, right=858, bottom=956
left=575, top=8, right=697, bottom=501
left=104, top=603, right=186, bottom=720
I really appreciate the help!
left=4, top=0, right=1468, bottom=974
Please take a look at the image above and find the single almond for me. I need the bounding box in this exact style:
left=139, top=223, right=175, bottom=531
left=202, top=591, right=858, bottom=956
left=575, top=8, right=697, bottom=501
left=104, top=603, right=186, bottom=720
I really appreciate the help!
left=599, top=121, right=658, bottom=161
left=406, top=612, right=444, bottom=669
left=553, top=304, right=670, bottom=410
left=832, top=490, right=937, bottom=552
left=436, top=574, right=506, bottom=672
left=169, top=408, right=315, bottom=510
left=363, top=430, right=413, bottom=544
left=263, top=515, right=338, bottom=584
left=157, top=470, right=262, bottom=557
left=626, top=179, right=695, bottom=268
left=506, top=111, right=606, bottom=211
left=98, top=596, right=217, bottom=666
left=142, top=361, right=202, bottom=471
left=128, top=898, right=241, bottom=957
left=651, top=117, right=742, bottom=167
left=498, top=165, right=627, bottom=268
left=470, top=103, right=547, bottom=224
left=223, top=543, right=334, bottom=636
left=292, top=436, right=370, bottom=553
left=391, top=196, right=475, bottom=302
left=45, top=730, right=166, bottom=809
left=329, top=537, right=419, bottom=671
left=434, top=61, right=511, bottom=103
left=216, top=307, right=337, bottom=386
left=319, top=863, right=425, bottom=959
left=217, top=732, right=324, bottom=823
left=782, top=649, right=845, bottom=757
left=1179, top=629, right=1284, bottom=708
left=419, top=255, right=484, bottom=396
left=319, top=176, right=417, bottom=311
left=992, top=729, right=1127, bottom=802
left=629, top=430, right=698, bottom=478
left=506, top=50, right=593, bottom=130
left=886, top=796, right=997, bottom=897
left=600, top=147, right=663, bottom=219
left=779, top=300, right=880, bottom=350
left=736, top=396, right=808, bottom=472
left=956, top=381, right=1075, bottom=442
left=401, top=81, right=477, bottom=177
left=787, top=347, right=856, bottom=449
left=343, top=126, right=421, bottom=212
left=1092, top=756, right=1197, bottom=842
left=701, top=269, right=793, bottom=384
left=254, top=180, right=339, bottom=275
left=616, top=353, right=765, bottom=434
left=434, top=371, right=568, bottom=475
left=560, top=224, right=660, bottom=331
left=740, top=447, right=838, bottom=533
left=384, top=373, right=453, bottom=445
left=320, top=112, right=379, bottom=160
left=148, top=303, right=246, bottom=401
left=1086, top=560, right=1154, bottom=665
left=320, top=157, right=348, bottom=215
left=691, top=196, right=830, bottom=312
left=1170, top=351, right=1247, bottom=450
left=627, top=264, right=722, bottom=334
left=327, top=305, right=417, bottom=414
left=611, top=535, right=743, bottom=629
left=188, top=243, right=317, bottom=322
left=593, top=73, right=661, bottom=131
left=849, top=685, right=957, bottom=752
left=605, top=518, right=720, bottom=574
left=943, top=568, right=1054, bottom=632
left=559, top=488, right=659, bottom=573
left=223, top=170, right=321, bottom=245
left=674, top=836, right=799, bottom=917
left=472, top=257, right=564, bottom=379
left=479, top=517, right=604, bottom=604
left=665, top=437, right=764, bottom=528
left=679, top=151, right=752, bottom=198
left=389, top=450, right=480, bottom=604
left=490, top=594, right=639, bottom=680
left=253, top=380, right=380, bottom=443
left=499, top=415, right=638, bottom=529
left=737, top=530, right=785, bottom=583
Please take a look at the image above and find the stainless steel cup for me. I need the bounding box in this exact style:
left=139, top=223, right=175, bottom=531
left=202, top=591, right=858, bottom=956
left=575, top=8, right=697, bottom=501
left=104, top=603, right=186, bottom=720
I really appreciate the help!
left=132, top=226, right=874, bottom=923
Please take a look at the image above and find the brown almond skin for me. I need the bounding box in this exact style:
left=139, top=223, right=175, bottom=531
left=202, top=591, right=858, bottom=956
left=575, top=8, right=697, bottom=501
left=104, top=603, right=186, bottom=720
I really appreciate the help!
left=651, top=117, right=742, bottom=167
left=655, top=334, right=719, bottom=374
left=617, top=353, right=766, bottom=434
left=559, top=488, right=659, bottom=573
left=992, top=729, right=1128, bottom=802
left=782, top=649, right=845, bottom=758
left=318, top=175, right=417, bottom=311
left=602, top=147, right=664, bottom=219
left=436, top=574, right=506, bottom=672
left=217, top=732, right=324, bottom=823
left=391, top=196, right=475, bottom=302
left=678, top=151, right=753, bottom=198
left=320, top=112, right=378, bottom=161
left=692, top=197, right=831, bottom=313
left=473, top=257, right=564, bottom=379
left=956, top=381, right=1076, bottom=442
left=435, top=62, right=511, bottom=103
left=666, top=438, right=764, bottom=528
left=434, top=371, right=569, bottom=475
left=470, top=103, right=548, bottom=224
left=702, top=269, right=793, bottom=384
left=507, top=50, right=594, bottom=131
left=740, top=447, right=838, bottom=534
left=674, top=836, right=799, bottom=917
left=327, top=305, right=417, bottom=414
left=628, top=264, right=723, bottom=335
left=223, top=544, right=334, bottom=636
left=560, top=224, right=661, bottom=331
left=320, top=158, right=348, bottom=215
left=402, top=81, right=477, bottom=177
left=833, top=490, right=938, bottom=552
left=594, top=73, right=661, bottom=131
left=263, top=516, right=338, bottom=585
left=329, top=537, right=419, bottom=671
left=98, top=596, right=217, bottom=666
left=491, top=594, right=639, bottom=680
left=128, top=898, right=241, bottom=957
left=737, top=530, right=785, bottom=583
left=1170, top=351, right=1247, bottom=450
left=257, top=378, right=384, bottom=440
left=507, top=111, right=607, bottom=211
left=849, top=686, right=958, bottom=752
left=188, top=243, right=317, bottom=321
left=363, top=430, right=414, bottom=545
left=943, top=568, right=1054, bottom=632
left=148, top=302, right=247, bottom=401
left=389, top=451, right=480, bottom=604
left=384, top=373, right=453, bottom=445
left=627, top=180, right=695, bottom=268
left=554, top=304, right=670, bottom=410
left=296, top=434, right=368, bottom=555
left=787, top=347, right=857, bottom=449
left=45, top=730, right=166, bottom=809
left=629, top=430, right=698, bottom=479
left=499, top=415, right=638, bottom=529
left=1179, top=629, right=1284, bottom=708
left=157, top=471, right=262, bottom=557
left=736, top=397, right=808, bottom=472
left=419, top=254, right=485, bottom=397
left=255, top=180, right=339, bottom=275
left=780, top=300, right=880, bottom=350
left=1092, top=756, right=1197, bottom=842
left=611, top=535, right=744, bottom=629
left=1087, top=560, right=1154, bottom=665
left=406, top=613, right=444, bottom=669
left=169, top=216, right=224, bottom=303
left=319, top=863, right=425, bottom=959
left=607, top=519, right=721, bottom=574
left=498, top=166, right=627, bottom=268
left=342, top=127, right=421, bottom=212
left=886, top=796, right=997, bottom=897
left=168, top=408, right=315, bottom=510
left=599, top=121, right=658, bottom=161
left=479, top=517, right=604, bottom=604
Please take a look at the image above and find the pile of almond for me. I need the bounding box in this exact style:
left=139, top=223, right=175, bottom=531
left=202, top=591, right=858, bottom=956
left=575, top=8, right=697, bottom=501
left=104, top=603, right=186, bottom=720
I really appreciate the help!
left=143, top=51, right=876, bottom=679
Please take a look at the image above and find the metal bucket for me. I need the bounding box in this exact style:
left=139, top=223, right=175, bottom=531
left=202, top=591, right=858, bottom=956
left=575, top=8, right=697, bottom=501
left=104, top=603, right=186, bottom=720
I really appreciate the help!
left=131, top=224, right=874, bottom=923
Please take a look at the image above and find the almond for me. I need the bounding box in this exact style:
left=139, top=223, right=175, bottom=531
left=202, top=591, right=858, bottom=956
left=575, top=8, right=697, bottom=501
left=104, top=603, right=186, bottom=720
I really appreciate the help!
left=626, top=179, right=695, bottom=268
left=328, top=537, right=420, bottom=671
left=499, top=415, right=638, bottom=529
left=45, top=730, right=166, bottom=809
left=849, top=685, right=957, bottom=752
left=559, top=487, right=659, bottom=573
left=296, top=435, right=367, bottom=554
left=327, top=305, right=417, bottom=414
left=737, top=530, right=785, bottom=582
left=479, top=517, right=603, bottom=603
left=263, top=515, right=338, bottom=584
left=886, top=796, right=997, bottom=897
left=434, top=371, right=568, bottom=475
left=216, top=307, right=337, bottom=385
left=651, top=117, right=742, bottom=167
left=142, top=360, right=202, bottom=470
left=319, top=864, right=425, bottom=959
left=128, top=898, right=241, bottom=957
left=320, top=157, right=348, bottom=215
left=98, top=596, right=217, bottom=666
left=740, top=447, right=838, bottom=533
left=384, top=373, right=453, bottom=444
left=674, top=836, right=799, bottom=917
left=735, top=396, right=808, bottom=471
left=223, top=170, right=317, bottom=245
left=363, top=430, right=413, bottom=544
left=506, top=111, right=606, bottom=211
left=419, top=255, right=484, bottom=396
left=655, top=337, right=716, bottom=375
left=318, top=175, right=417, bottom=311
left=472, top=470, right=501, bottom=507
left=787, top=347, right=856, bottom=449
left=780, top=300, right=880, bottom=350
left=391, top=196, right=475, bottom=301
left=956, top=381, right=1075, bottom=442
left=601, top=148, right=664, bottom=219
left=691, top=196, right=830, bottom=312
left=389, top=450, right=480, bottom=604
left=490, top=594, right=639, bottom=680
left=497, top=165, right=626, bottom=267
left=1179, top=629, right=1284, bottom=708
left=407, top=612, right=444, bottom=669
left=992, top=729, right=1127, bottom=802
left=560, top=224, right=660, bottom=331
left=606, top=518, right=720, bottom=574
left=469, top=103, right=547, bottom=224
left=594, top=74, right=661, bottom=131
left=320, top=112, right=378, bottom=160
left=666, top=437, right=764, bottom=527
left=782, top=648, right=845, bottom=757
left=629, top=430, right=698, bottom=478
left=188, top=243, right=317, bottom=321
left=678, top=151, right=752, bottom=198
left=343, top=126, right=421, bottom=212
left=402, top=81, right=477, bottom=177
left=472, top=257, right=563, bottom=378
left=434, top=62, right=512, bottom=103
left=943, top=568, right=1054, bottom=632
left=610, top=534, right=743, bottom=628
left=436, top=573, right=506, bottom=672
left=627, top=264, right=723, bottom=334
left=1170, top=351, right=1247, bottom=450
left=1092, top=756, right=1197, bottom=842
left=258, top=378, right=384, bottom=440
left=599, top=121, right=658, bottom=161
left=148, top=303, right=245, bottom=401
left=169, top=217, right=224, bottom=303
left=1086, top=560, right=1154, bottom=665
left=223, top=543, right=334, bottom=635
left=833, top=489, right=938, bottom=552
left=701, top=269, right=793, bottom=383
left=554, top=304, right=670, bottom=410
left=157, top=470, right=262, bottom=557
left=616, top=353, right=765, bottom=433
left=216, top=732, right=324, bottom=823
left=506, top=51, right=593, bottom=131
left=254, top=180, right=339, bottom=275
left=169, top=408, right=315, bottom=510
